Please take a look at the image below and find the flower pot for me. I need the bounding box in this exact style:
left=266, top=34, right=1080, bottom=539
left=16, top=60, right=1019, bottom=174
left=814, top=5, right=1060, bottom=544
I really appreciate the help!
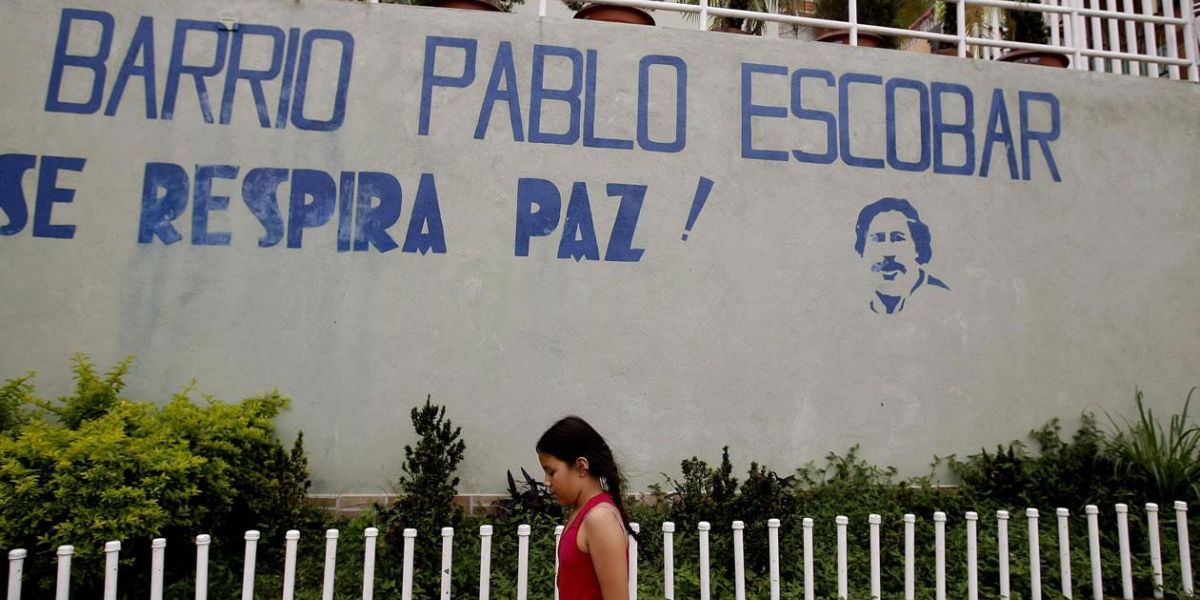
left=427, top=0, right=502, bottom=10
left=573, top=4, right=655, bottom=24
left=815, top=30, right=886, bottom=47
left=932, top=45, right=960, bottom=56
left=998, top=49, right=1069, bottom=68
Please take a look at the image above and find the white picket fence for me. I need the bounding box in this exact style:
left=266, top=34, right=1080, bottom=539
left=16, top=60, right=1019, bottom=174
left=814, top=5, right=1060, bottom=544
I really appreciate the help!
left=5, top=501, right=1196, bottom=600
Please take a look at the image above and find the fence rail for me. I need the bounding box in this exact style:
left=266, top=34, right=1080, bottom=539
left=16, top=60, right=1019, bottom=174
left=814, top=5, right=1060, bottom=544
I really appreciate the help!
left=5, top=501, right=1197, bottom=599
left=522, top=0, right=1200, bottom=82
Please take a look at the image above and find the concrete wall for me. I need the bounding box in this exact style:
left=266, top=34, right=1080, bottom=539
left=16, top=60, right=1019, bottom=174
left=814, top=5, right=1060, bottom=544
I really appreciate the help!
left=1, top=0, right=1198, bottom=496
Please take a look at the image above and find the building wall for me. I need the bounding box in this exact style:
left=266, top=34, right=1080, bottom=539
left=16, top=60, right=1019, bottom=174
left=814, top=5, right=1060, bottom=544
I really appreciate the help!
left=1, top=0, right=1198, bottom=496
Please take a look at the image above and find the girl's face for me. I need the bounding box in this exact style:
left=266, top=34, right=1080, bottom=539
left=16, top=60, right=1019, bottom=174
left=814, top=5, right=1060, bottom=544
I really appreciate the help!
left=538, top=451, right=587, bottom=507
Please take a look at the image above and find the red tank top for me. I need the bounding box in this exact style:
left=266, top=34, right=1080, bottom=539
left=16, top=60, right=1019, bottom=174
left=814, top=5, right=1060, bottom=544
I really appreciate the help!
left=557, top=492, right=626, bottom=600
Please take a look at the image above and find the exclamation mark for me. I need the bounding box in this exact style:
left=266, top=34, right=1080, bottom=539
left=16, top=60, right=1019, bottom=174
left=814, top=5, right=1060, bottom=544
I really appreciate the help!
left=681, top=177, right=714, bottom=241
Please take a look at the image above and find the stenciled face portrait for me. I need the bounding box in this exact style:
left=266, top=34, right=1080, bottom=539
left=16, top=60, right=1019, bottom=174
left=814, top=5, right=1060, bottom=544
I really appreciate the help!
left=862, top=210, right=920, bottom=298
left=854, top=197, right=948, bottom=315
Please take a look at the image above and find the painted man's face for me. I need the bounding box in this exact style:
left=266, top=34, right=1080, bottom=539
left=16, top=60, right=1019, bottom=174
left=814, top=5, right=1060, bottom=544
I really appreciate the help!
left=863, top=210, right=919, bottom=295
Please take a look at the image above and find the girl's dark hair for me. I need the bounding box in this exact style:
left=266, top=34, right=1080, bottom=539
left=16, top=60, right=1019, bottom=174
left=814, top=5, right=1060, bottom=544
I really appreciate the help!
left=536, top=416, right=636, bottom=537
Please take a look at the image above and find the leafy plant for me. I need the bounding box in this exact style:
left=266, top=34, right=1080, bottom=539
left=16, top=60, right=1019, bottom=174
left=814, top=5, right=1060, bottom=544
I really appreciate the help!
left=0, top=355, right=312, bottom=597
left=381, top=396, right=467, bottom=598
left=1004, top=0, right=1049, bottom=44
left=497, top=467, right=563, bottom=521
left=1108, top=387, right=1200, bottom=504
left=0, top=374, right=33, bottom=435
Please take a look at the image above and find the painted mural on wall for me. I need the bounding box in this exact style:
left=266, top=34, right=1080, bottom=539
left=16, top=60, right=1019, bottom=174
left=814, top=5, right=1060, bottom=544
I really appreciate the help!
left=4, top=9, right=1061, bottom=254
left=2, top=0, right=1197, bottom=493
left=855, top=198, right=947, bottom=315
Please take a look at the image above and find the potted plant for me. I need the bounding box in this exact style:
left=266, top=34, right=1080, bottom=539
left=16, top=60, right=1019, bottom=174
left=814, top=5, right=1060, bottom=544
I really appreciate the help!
left=998, top=0, right=1069, bottom=66
left=813, top=0, right=901, bottom=47
left=382, top=0, right=521, bottom=12
left=567, top=0, right=656, bottom=24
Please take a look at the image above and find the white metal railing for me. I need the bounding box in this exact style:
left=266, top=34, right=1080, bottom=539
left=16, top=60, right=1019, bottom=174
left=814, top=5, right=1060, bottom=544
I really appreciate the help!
left=533, top=0, right=1200, bottom=82
left=4, top=501, right=1198, bottom=599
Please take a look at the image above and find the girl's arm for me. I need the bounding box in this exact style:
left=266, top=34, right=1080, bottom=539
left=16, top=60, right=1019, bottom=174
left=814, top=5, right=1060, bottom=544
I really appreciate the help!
left=582, top=507, right=631, bottom=600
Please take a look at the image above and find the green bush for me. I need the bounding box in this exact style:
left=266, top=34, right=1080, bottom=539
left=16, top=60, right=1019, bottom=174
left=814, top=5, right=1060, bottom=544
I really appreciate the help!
left=0, top=355, right=312, bottom=597
left=1108, top=387, right=1200, bottom=505
left=381, top=396, right=467, bottom=598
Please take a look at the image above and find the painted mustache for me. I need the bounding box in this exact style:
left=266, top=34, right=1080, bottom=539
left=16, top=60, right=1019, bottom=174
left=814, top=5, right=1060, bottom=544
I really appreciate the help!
left=871, top=256, right=908, bottom=274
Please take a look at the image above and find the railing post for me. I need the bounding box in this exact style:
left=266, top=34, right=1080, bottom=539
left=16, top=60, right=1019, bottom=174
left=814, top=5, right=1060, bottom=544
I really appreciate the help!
left=1119, top=0, right=1139, bottom=72
left=1057, top=508, right=1072, bottom=599
left=803, top=518, right=815, bottom=600
left=1050, top=0, right=1062, bottom=46
left=517, top=525, right=530, bottom=600
left=628, top=523, right=640, bottom=600
left=998, top=511, right=1011, bottom=600
left=849, top=0, right=859, bottom=45
left=956, top=0, right=967, bottom=56
left=700, top=0, right=709, bottom=30
left=195, top=535, right=210, bottom=600
left=904, top=515, right=915, bottom=600
left=836, top=516, right=848, bottom=600
left=733, top=521, right=747, bottom=600
left=990, top=6, right=1003, bottom=59
left=401, top=529, right=416, bottom=600
left=554, top=525, right=563, bottom=600
left=283, top=530, right=299, bottom=600
left=699, top=522, right=711, bottom=600
left=364, top=527, right=379, bottom=600
left=55, top=545, right=73, bottom=600
left=1116, top=504, right=1133, bottom=599
left=1028, top=509, right=1042, bottom=600
left=663, top=522, right=675, bottom=600
left=1176, top=501, right=1193, bottom=596
left=440, top=528, right=454, bottom=600
left=769, top=519, right=781, bottom=600
left=1086, top=505, right=1102, bottom=600
left=1141, top=0, right=1160, bottom=76
left=480, top=525, right=493, bottom=600
left=1074, top=0, right=1088, bottom=69
left=241, top=531, right=260, bottom=600
left=323, top=529, right=339, bottom=600
left=967, top=512, right=979, bottom=600
left=7, top=549, right=25, bottom=600
left=1105, top=0, right=1123, bottom=72
left=1183, top=0, right=1200, bottom=81
left=538, top=0, right=546, bottom=17
left=1147, top=504, right=1164, bottom=598
left=1089, top=0, right=1105, bottom=70
left=935, top=512, right=946, bottom=600
left=998, top=511, right=1008, bottom=600
left=873, top=513, right=883, bottom=600
left=151, top=538, right=166, bottom=600
left=104, top=541, right=121, bottom=600
left=1163, top=0, right=1182, bottom=79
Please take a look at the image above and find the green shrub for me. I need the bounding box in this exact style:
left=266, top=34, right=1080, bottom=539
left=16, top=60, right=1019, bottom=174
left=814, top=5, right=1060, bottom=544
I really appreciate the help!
left=1108, top=387, right=1200, bottom=505
left=0, top=355, right=312, bottom=597
left=381, top=396, right=467, bottom=598
left=0, top=374, right=33, bottom=435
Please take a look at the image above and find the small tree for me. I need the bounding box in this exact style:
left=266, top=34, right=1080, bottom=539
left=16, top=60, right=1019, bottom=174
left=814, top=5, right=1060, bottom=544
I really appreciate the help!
left=383, top=396, right=467, bottom=598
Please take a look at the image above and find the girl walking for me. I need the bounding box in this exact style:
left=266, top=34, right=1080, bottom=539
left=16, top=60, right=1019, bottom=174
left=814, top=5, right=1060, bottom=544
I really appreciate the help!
left=537, top=416, right=633, bottom=600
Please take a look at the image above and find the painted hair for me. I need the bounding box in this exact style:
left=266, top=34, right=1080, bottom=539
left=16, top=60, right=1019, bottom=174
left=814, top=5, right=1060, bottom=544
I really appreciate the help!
left=853, top=197, right=933, bottom=265
left=536, top=416, right=635, bottom=536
